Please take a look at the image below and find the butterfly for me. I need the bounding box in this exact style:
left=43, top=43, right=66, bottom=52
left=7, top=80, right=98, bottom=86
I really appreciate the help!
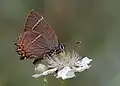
left=15, top=10, right=64, bottom=64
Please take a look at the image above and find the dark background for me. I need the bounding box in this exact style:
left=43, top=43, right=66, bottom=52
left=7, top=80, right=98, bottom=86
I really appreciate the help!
left=0, top=0, right=120, bottom=86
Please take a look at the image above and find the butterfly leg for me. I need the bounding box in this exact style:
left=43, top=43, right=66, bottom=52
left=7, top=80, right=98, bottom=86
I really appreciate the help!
left=33, top=58, right=43, bottom=65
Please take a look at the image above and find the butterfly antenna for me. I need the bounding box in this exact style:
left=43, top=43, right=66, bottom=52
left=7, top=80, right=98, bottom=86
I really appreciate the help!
left=73, top=41, right=82, bottom=50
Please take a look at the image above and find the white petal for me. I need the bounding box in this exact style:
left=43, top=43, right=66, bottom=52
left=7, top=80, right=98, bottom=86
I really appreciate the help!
left=75, top=65, right=91, bottom=72
left=56, top=66, right=76, bottom=80
left=32, top=67, right=58, bottom=78
left=75, top=57, right=92, bottom=72
left=32, top=74, right=42, bottom=78
left=81, top=57, right=92, bottom=65
left=35, top=64, right=47, bottom=73
left=75, top=57, right=92, bottom=67
left=41, top=67, right=58, bottom=76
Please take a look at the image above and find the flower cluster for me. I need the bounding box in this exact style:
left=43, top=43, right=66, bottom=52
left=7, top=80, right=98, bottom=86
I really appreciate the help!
left=32, top=51, right=92, bottom=80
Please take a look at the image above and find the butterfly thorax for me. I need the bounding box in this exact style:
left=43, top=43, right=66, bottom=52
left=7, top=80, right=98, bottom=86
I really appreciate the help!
left=46, top=43, right=65, bottom=57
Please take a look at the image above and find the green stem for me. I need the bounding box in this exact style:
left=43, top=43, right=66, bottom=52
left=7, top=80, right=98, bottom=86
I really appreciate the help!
left=44, top=76, right=48, bottom=86
left=60, top=79, right=67, bottom=86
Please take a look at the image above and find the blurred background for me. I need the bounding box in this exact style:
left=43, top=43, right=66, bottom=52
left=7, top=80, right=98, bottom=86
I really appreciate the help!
left=0, top=0, right=120, bottom=86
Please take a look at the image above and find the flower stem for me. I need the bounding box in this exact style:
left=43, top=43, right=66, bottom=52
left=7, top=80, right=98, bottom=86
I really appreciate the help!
left=60, top=79, right=67, bottom=86
left=44, top=76, right=48, bottom=86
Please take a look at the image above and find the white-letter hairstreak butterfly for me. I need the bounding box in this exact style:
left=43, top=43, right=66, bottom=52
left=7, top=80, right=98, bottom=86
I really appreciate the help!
left=15, top=10, right=64, bottom=64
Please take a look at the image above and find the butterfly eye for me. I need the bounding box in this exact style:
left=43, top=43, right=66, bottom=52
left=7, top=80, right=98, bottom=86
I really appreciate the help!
left=59, top=44, right=65, bottom=50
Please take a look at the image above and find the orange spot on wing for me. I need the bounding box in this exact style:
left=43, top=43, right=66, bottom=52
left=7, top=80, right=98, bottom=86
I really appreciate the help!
left=17, top=41, right=26, bottom=57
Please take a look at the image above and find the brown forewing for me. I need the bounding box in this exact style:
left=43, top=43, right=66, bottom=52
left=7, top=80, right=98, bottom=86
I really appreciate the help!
left=16, top=10, right=58, bottom=59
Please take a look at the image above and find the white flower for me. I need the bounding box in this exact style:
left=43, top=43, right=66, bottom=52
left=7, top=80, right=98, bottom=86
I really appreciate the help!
left=32, top=51, right=92, bottom=80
